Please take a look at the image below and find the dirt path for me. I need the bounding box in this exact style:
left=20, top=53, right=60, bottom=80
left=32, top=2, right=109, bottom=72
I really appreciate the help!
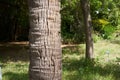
left=0, top=42, right=29, bottom=62
left=0, top=41, right=78, bottom=62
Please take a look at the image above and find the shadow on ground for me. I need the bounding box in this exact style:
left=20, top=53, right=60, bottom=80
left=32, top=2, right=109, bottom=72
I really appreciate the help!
left=63, top=58, right=120, bottom=80
left=3, top=72, right=28, bottom=80
left=111, top=40, right=120, bottom=45
left=0, top=42, right=29, bottom=62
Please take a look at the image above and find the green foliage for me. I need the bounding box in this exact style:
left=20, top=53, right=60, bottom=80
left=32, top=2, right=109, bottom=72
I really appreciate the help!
left=101, top=25, right=116, bottom=39
left=90, top=0, right=120, bottom=39
left=61, top=0, right=85, bottom=44
left=0, top=0, right=120, bottom=42
left=61, top=0, right=120, bottom=43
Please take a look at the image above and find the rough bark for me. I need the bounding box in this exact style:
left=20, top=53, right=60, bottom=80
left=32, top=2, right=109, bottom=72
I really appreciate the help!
left=81, top=0, right=94, bottom=59
left=28, top=0, right=62, bottom=80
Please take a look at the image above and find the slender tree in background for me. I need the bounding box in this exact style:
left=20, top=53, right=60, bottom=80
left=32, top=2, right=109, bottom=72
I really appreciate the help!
left=28, top=0, right=62, bottom=80
left=81, top=0, right=94, bottom=59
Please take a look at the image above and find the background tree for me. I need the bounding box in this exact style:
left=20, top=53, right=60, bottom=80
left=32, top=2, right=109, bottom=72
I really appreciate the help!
left=81, top=0, right=94, bottom=59
left=0, top=0, right=29, bottom=41
left=28, top=0, right=62, bottom=80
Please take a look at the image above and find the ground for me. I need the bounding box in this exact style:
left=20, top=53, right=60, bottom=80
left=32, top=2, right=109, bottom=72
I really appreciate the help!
left=0, top=39, right=120, bottom=80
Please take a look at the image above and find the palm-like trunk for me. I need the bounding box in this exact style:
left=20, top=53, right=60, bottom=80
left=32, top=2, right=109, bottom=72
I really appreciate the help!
left=28, top=0, right=62, bottom=80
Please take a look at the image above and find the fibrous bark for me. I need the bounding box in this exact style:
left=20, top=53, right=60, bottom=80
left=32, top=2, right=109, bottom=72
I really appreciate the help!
left=28, top=0, right=62, bottom=80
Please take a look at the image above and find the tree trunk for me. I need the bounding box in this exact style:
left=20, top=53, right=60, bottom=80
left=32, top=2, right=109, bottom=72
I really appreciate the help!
left=81, top=0, right=94, bottom=59
left=28, top=0, right=62, bottom=80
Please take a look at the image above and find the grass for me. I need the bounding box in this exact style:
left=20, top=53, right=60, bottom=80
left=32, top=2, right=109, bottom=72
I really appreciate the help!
left=1, top=62, right=29, bottom=80
left=62, top=39, right=120, bottom=80
left=0, top=39, right=120, bottom=80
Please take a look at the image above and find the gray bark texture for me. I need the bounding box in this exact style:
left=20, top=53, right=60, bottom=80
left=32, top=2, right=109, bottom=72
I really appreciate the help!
left=81, top=0, right=94, bottom=59
left=28, top=0, right=62, bottom=80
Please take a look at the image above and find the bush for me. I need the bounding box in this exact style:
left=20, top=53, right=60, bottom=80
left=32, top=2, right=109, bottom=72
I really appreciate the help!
left=101, top=25, right=116, bottom=39
left=93, top=33, right=101, bottom=43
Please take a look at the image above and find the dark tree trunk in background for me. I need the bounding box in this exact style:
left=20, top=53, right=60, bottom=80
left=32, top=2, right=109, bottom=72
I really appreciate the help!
left=28, top=0, right=62, bottom=80
left=81, top=0, right=94, bottom=59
